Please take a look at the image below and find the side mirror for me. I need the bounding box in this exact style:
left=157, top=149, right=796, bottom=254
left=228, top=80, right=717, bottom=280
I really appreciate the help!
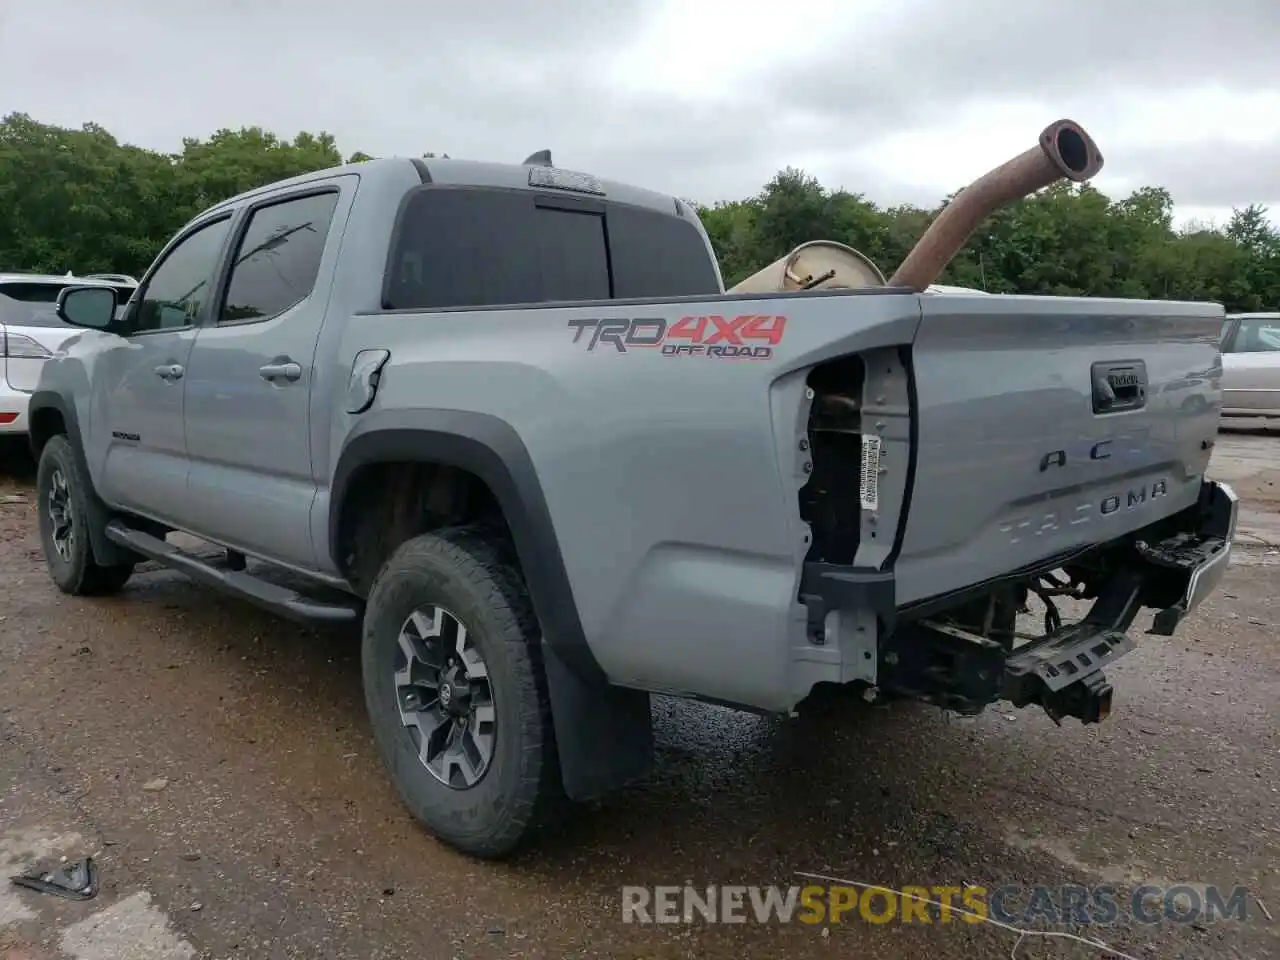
left=56, top=286, right=118, bottom=330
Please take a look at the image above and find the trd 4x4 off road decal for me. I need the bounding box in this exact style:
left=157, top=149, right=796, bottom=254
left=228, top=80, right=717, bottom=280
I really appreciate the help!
left=567, top=315, right=787, bottom=359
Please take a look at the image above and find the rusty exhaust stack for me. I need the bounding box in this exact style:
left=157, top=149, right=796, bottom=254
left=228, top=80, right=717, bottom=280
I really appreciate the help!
left=886, top=119, right=1104, bottom=292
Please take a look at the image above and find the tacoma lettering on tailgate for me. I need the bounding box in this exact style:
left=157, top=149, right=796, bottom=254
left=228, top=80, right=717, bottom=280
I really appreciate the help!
left=999, top=480, right=1169, bottom=544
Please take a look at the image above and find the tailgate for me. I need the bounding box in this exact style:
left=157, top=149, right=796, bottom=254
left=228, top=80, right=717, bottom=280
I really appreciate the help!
left=894, top=294, right=1223, bottom=605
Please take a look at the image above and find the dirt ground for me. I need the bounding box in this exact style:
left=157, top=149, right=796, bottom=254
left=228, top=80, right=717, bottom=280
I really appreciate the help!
left=1, top=424, right=1277, bottom=960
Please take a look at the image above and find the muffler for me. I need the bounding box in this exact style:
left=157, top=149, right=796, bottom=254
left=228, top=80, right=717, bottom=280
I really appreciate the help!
left=728, top=240, right=886, bottom=294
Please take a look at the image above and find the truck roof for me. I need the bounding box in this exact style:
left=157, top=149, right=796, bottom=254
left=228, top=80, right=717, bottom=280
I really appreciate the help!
left=201, top=155, right=690, bottom=222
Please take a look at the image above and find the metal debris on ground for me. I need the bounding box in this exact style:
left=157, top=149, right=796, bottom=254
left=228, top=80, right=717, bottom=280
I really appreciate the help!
left=10, top=857, right=98, bottom=901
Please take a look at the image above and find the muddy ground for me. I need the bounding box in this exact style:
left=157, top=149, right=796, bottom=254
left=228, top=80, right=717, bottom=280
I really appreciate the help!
left=1, top=424, right=1278, bottom=960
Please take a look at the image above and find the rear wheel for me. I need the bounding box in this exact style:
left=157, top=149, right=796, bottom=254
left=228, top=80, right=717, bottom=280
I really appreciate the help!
left=361, top=527, right=560, bottom=859
left=36, top=435, right=135, bottom=595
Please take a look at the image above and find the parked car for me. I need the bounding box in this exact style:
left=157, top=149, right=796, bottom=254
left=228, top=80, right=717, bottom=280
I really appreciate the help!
left=82, top=273, right=140, bottom=286
left=1220, top=312, right=1280, bottom=418
left=30, top=153, right=1235, bottom=860
left=924, top=283, right=990, bottom=294
left=0, top=273, right=137, bottom=436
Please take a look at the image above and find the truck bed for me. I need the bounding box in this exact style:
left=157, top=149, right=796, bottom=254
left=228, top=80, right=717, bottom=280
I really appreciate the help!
left=348, top=286, right=1224, bottom=712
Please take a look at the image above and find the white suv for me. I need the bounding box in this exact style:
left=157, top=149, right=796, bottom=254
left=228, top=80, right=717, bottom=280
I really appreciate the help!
left=0, top=273, right=137, bottom=436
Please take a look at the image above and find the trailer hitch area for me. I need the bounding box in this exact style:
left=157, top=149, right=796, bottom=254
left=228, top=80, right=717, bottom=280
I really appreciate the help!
left=1006, top=660, right=1116, bottom=726
left=1047, top=671, right=1113, bottom=725
left=1001, top=620, right=1134, bottom=725
left=875, top=614, right=1131, bottom=723
left=1007, top=480, right=1239, bottom=723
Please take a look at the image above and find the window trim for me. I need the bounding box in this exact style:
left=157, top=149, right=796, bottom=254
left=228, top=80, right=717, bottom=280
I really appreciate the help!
left=211, top=185, right=343, bottom=329
left=1220, top=318, right=1238, bottom=353
left=533, top=193, right=606, bottom=216
left=128, top=214, right=235, bottom=338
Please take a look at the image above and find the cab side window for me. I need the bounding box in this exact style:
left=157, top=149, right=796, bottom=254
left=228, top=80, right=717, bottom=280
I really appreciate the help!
left=133, top=217, right=232, bottom=334
left=220, top=192, right=340, bottom=324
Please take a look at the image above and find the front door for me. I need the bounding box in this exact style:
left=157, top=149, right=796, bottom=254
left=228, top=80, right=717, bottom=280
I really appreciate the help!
left=182, top=182, right=351, bottom=569
left=94, top=215, right=233, bottom=522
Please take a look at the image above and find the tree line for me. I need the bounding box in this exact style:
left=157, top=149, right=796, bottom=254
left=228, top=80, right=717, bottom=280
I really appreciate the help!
left=2, top=113, right=1276, bottom=312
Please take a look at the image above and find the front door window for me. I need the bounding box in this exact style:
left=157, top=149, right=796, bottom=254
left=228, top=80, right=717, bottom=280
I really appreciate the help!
left=132, top=218, right=232, bottom=333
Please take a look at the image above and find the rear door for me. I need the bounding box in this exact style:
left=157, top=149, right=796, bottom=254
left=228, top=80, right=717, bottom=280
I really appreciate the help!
left=1221, top=314, right=1280, bottom=414
left=181, top=180, right=352, bottom=569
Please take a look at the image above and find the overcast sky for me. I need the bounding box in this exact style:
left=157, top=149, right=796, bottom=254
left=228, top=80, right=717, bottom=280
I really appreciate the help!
left=2, top=0, right=1276, bottom=227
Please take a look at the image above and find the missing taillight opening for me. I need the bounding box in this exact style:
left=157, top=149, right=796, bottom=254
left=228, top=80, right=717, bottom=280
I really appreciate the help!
left=800, top=355, right=866, bottom=565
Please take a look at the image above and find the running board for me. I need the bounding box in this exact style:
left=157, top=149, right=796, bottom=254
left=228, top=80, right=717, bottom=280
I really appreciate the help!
left=105, top=521, right=361, bottom=624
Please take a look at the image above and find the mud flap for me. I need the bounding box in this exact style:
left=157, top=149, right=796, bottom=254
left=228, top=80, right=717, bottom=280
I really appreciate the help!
left=542, top=643, right=653, bottom=801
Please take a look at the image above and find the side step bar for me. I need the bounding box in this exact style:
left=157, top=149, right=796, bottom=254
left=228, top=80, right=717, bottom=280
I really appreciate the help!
left=105, top=521, right=361, bottom=625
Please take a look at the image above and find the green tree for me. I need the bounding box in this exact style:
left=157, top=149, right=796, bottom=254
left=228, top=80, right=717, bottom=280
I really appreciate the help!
left=172, top=127, right=343, bottom=217
left=0, top=114, right=354, bottom=276
left=697, top=165, right=1278, bottom=311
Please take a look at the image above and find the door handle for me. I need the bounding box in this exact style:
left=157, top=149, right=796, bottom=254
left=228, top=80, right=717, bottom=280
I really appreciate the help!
left=154, top=364, right=184, bottom=380
left=259, top=361, right=302, bottom=382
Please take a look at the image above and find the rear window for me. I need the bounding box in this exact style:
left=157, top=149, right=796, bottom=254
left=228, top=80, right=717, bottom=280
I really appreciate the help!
left=606, top=204, right=722, bottom=299
left=383, top=186, right=719, bottom=311
left=0, top=282, right=67, bottom=304
left=0, top=281, right=135, bottom=327
left=0, top=283, right=71, bottom=327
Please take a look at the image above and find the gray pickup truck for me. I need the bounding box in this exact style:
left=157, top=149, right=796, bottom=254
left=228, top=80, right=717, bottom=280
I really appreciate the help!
left=30, top=132, right=1237, bottom=859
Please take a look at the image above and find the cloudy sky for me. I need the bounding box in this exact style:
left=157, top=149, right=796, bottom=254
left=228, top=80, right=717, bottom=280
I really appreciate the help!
left=2, top=0, right=1277, bottom=227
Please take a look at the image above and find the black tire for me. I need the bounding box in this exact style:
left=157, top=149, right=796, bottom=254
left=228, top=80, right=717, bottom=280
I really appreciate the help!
left=361, top=527, right=560, bottom=859
left=36, top=434, right=135, bottom=595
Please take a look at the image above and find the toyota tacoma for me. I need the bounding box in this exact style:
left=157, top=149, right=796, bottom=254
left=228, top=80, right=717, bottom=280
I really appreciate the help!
left=29, top=121, right=1237, bottom=858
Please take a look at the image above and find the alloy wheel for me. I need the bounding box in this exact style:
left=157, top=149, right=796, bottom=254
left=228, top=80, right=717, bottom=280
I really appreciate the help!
left=46, top=468, right=74, bottom=563
left=393, top=605, right=496, bottom=788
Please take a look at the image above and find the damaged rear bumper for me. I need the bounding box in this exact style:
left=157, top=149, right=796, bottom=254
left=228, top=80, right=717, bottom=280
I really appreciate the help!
left=800, top=479, right=1238, bottom=723
left=1001, top=479, right=1236, bottom=723
left=1141, top=479, right=1238, bottom=635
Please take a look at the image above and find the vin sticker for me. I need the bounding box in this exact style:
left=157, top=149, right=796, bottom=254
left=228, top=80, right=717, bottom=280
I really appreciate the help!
left=860, top=435, right=882, bottom=511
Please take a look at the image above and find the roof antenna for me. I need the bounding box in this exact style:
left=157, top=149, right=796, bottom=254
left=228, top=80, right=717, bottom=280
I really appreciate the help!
left=522, top=149, right=553, bottom=167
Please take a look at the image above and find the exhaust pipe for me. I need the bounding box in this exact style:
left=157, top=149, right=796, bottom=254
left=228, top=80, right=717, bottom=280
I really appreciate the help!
left=886, top=119, right=1104, bottom=291
left=725, top=119, right=1104, bottom=298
